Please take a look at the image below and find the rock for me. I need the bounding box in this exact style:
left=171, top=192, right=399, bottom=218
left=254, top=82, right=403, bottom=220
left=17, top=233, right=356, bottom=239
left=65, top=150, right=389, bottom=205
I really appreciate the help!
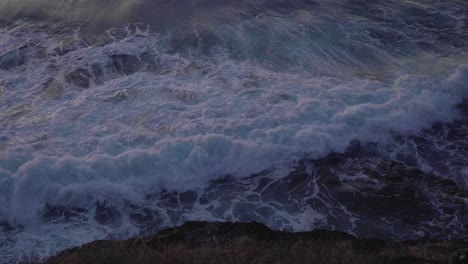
left=389, top=257, right=438, bottom=264
left=65, top=68, right=93, bottom=88
left=44, top=221, right=468, bottom=264
left=452, top=250, right=468, bottom=264
left=149, top=221, right=281, bottom=249
left=0, top=49, right=25, bottom=70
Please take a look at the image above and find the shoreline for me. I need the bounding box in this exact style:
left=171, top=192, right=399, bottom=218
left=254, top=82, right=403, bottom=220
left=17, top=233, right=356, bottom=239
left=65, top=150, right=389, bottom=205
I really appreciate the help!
left=42, top=221, right=468, bottom=264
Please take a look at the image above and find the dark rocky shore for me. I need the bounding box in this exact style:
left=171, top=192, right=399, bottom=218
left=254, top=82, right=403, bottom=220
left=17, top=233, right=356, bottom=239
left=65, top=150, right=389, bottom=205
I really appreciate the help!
left=42, top=221, right=468, bottom=264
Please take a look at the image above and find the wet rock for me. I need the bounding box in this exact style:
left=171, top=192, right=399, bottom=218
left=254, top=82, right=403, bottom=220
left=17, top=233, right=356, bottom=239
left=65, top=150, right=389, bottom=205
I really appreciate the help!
left=65, top=68, right=93, bottom=88
left=452, top=250, right=468, bottom=264
left=0, top=49, right=25, bottom=70
left=389, top=257, right=438, bottom=264
left=150, top=221, right=280, bottom=249
left=45, top=221, right=467, bottom=264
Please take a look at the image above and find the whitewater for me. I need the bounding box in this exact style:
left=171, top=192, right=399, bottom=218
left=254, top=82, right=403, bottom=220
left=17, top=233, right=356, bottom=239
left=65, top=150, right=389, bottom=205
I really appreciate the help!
left=0, top=0, right=467, bottom=262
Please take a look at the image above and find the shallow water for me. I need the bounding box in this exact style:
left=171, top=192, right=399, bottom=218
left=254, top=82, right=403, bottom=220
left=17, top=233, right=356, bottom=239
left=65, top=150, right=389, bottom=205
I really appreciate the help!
left=0, top=0, right=467, bottom=262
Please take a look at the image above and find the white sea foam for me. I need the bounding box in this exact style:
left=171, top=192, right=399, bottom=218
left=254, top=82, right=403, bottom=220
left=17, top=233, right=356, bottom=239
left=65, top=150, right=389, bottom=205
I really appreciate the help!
left=1, top=37, right=465, bottom=223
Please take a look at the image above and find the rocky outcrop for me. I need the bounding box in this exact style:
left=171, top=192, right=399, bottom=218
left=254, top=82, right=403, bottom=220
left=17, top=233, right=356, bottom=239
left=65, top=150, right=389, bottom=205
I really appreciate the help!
left=43, top=221, right=468, bottom=264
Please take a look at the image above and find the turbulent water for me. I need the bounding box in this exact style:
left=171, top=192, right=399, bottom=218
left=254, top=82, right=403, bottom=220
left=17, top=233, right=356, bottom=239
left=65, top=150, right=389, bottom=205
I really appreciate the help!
left=0, top=0, right=467, bottom=262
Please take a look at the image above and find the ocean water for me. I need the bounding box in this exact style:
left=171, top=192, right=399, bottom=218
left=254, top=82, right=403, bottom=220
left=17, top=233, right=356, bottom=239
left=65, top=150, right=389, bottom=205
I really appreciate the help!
left=0, top=0, right=467, bottom=262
